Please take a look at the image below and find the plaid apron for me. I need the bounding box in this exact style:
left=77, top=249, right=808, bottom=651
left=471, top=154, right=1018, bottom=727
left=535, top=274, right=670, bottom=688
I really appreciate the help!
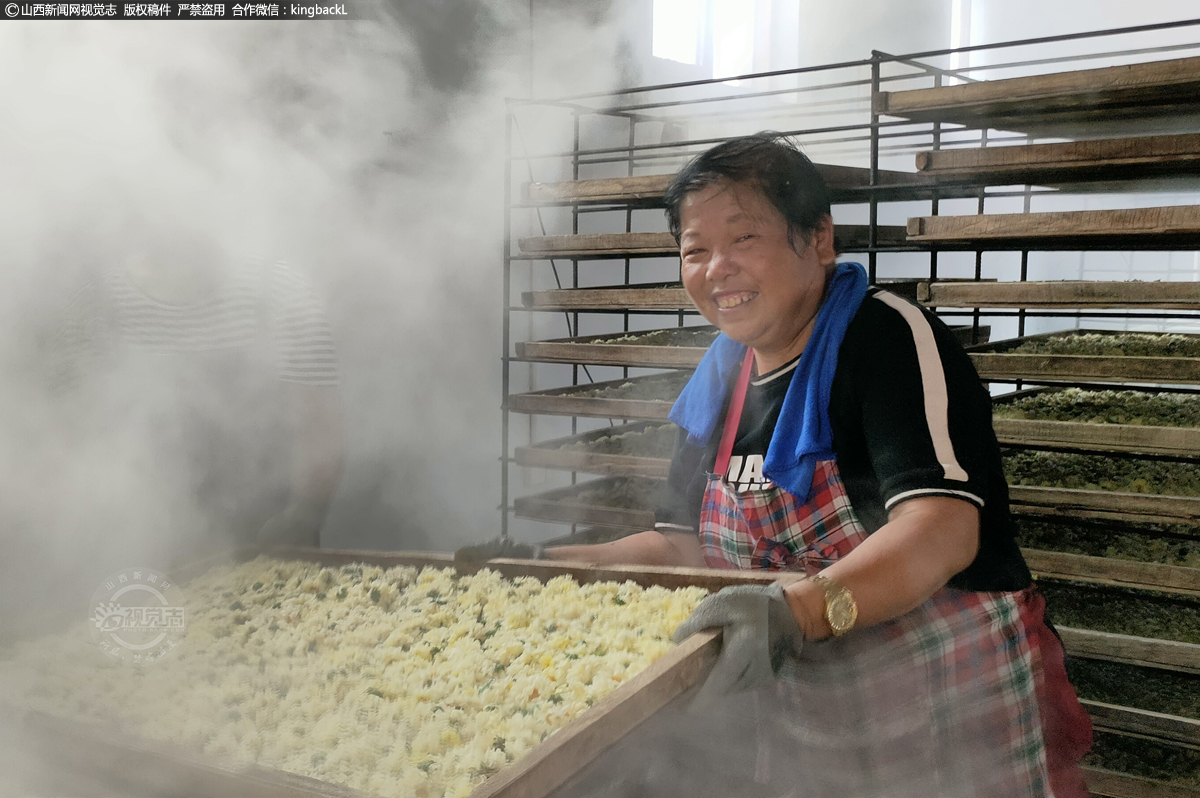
left=696, top=351, right=1092, bottom=798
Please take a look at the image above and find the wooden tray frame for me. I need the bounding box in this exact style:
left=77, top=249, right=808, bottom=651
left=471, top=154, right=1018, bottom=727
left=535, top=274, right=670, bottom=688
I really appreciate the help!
left=913, top=133, right=1200, bottom=188
left=516, top=329, right=713, bottom=369
left=508, top=374, right=680, bottom=420
left=515, top=226, right=909, bottom=260
left=520, top=164, right=944, bottom=206
left=873, top=54, right=1200, bottom=129
left=7, top=547, right=800, bottom=798
left=967, top=330, right=1200, bottom=385
left=523, top=278, right=950, bottom=312
left=1023, top=548, right=1200, bottom=597
left=514, top=421, right=675, bottom=479
left=906, top=206, right=1200, bottom=251
left=919, top=279, right=1200, bottom=310
left=992, top=386, right=1200, bottom=457
left=1009, top=485, right=1200, bottom=526
left=513, top=477, right=660, bottom=530
left=519, top=324, right=988, bottom=368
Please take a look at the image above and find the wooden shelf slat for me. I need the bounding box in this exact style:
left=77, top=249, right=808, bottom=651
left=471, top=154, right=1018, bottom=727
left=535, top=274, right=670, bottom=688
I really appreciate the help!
left=522, top=164, right=940, bottom=206
left=1060, top=626, right=1200, bottom=675
left=907, top=205, right=1200, bottom=250
left=875, top=55, right=1200, bottom=130
left=919, top=280, right=1200, bottom=310
left=994, top=417, right=1200, bottom=458
left=1082, top=700, right=1200, bottom=749
left=915, top=133, right=1200, bottom=187
left=516, top=226, right=909, bottom=259
left=1023, top=548, right=1200, bottom=596
left=1085, top=766, right=1200, bottom=798
left=1009, top=485, right=1200, bottom=526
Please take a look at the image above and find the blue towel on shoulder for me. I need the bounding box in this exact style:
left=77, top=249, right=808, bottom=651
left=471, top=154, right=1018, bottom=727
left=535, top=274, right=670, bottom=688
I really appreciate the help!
left=668, top=261, right=870, bottom=501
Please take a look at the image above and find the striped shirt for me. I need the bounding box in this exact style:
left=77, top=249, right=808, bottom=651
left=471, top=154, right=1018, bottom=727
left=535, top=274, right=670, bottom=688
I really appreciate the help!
left=54, top=261, right=339, bottom=388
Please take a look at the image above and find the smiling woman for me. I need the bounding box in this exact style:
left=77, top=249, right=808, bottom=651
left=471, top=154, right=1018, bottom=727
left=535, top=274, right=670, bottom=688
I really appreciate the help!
left=521, top=132, right=1098, bottom=796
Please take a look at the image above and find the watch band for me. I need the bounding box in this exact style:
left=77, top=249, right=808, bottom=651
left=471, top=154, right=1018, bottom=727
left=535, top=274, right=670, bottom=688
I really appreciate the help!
left=808, top=574, right=858, bottom=637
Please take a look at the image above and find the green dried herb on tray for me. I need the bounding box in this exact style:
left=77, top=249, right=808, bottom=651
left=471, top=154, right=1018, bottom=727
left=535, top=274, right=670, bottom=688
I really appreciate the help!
left=1038, top=580, right=1200, bottom=645
left=1004, top=451, right=1200, bottom=497
left=572, top=478, right=664, bottom=510
left=556, top=423, right=678, bottom=457
left=994, top=387, right=1200, bottom=428
left=1009, top=332, right=1200, bottom=358
left=1084, top=731, right=1200, bottom=786
left=1016, top=518, right=1200, bottom=569
left=1065, top=657, right=1195, bottom=720
left=1065, top=658, right=1200, bottom=720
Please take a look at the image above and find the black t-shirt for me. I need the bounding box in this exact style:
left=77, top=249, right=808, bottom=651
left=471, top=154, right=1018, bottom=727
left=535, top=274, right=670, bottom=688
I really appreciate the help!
left=655, top=287, right=1032, bottom=592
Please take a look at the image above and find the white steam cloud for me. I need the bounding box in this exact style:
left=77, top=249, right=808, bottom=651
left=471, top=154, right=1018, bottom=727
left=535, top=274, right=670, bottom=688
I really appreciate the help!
left=0, top=7, right=628, bottom=634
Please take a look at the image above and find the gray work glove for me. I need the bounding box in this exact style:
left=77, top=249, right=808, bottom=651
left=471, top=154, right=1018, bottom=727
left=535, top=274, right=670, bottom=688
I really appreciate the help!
left=672, top=584, right=803, bottom=703
left=454, top=536, right=547, bottom=563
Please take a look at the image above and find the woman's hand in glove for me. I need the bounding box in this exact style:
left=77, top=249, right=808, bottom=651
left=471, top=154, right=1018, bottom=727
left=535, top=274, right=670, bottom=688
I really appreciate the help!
left=454, top=537, right=548, bottom=563
left=672, top=583, right=804, bottom=702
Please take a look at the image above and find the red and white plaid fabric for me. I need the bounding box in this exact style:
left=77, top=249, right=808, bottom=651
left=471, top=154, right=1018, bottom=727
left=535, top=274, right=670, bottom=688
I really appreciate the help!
left=699, top=459, right=867, bottom=572
left=697, top=459, right=1092, bottom=798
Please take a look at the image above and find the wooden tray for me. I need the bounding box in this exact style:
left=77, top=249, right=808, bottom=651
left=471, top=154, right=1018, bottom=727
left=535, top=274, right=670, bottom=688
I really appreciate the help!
left=992, top=387, right=1200, bottom=458
left=1009, top=485, right=1200, bottom=527
left=874, top=54, right=1200, bottom=130
left=1023, top=548, right=1200, bottom=597
left=519, top=324, right=989, bottom=368
left=514, top=422, right=676, bottom=479
left=906, top=205, right=1200, bottom=251
left=6, top=547, right=800, bottom=798
left=515, top=226, right=909, bottom=260
left=995, top=416, right=1200, bottom=457
left=1084, top=768, right=1200, bottom=798
left=521, top=164, right=947, bottom=206
left=967, top=330, right=1200, bottom=385
left=509, top=374, right=683, bottom=420
left=913, top=133, right=1200, bottom=187
left=523, top=278, right=941, bottom=311
left=919, top=280, right=1200, bottom=310
left=1081, top=700, right=1200, bottom=750
left=1059, top=627, right=1200, bottom=676
left=516, top=328, right=715, bottom=369
left=513, top=477, right=660, bottom=530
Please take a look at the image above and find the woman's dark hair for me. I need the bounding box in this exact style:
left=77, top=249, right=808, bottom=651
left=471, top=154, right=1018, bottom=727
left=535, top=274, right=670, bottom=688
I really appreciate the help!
left=663, top=132, right=831, bottom=252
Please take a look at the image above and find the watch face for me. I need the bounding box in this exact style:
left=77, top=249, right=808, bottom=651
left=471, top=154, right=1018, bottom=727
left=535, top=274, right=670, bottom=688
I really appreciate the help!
left=827, top=591, right=858, bottom=634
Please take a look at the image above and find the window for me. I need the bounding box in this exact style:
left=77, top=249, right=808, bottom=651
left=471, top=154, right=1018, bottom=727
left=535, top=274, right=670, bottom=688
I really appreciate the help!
left=652, top=0, right=760, bottom=80
left=711, top=0, right=755, bottom=81
left=652, top=0, right=704, bottom=65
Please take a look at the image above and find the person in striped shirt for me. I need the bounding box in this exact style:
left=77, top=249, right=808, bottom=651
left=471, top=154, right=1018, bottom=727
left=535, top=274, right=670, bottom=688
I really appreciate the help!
left=52, top=236, right=344, bottom=551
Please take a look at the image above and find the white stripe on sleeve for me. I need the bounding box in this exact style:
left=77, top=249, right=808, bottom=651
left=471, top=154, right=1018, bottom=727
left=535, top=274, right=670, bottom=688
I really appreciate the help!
left=874, top=291, right=970, bottom=482
left=884, top=487, right=984, bottom=510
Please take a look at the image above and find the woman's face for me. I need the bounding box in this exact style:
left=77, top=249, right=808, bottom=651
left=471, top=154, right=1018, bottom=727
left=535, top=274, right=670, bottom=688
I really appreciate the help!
left=678, top=180, right=835, bottom=355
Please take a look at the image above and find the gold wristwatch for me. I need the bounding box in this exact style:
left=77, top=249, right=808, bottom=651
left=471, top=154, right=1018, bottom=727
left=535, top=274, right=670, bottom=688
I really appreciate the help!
left=808, top=574, right=858, bottom=637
